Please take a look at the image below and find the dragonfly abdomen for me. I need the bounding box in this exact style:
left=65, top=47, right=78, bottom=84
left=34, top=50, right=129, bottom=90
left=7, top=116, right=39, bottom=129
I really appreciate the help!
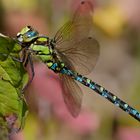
left=49, top=61, right=65, bottom=73
left=61, top=67, right=140, bottom=121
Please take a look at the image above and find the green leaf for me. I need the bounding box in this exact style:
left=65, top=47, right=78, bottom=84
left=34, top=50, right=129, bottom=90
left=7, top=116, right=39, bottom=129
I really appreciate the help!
left=0, top=34, right=29, bottom=135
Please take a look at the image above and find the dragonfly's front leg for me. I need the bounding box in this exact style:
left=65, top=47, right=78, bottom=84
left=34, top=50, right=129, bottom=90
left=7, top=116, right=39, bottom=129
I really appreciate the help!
left=21, top=54, right=35, bottom=93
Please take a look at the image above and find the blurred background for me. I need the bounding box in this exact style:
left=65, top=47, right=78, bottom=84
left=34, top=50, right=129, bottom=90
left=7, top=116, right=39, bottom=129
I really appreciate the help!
left=0, top=0, right=140, bottom=140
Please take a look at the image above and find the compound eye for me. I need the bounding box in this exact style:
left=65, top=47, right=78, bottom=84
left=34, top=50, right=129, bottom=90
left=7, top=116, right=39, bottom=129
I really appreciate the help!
left=26, top=31, right=38, bottom=38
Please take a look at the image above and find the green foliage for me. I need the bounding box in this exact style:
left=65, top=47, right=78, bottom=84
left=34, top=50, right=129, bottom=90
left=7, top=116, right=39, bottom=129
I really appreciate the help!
left=0, top=34, right=29, bottom=136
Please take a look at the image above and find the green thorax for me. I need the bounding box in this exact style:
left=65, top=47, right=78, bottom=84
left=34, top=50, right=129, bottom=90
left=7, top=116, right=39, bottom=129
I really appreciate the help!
left=30, top=36, right=53, bottom=62
left=30, top=36, right=65, bottom=72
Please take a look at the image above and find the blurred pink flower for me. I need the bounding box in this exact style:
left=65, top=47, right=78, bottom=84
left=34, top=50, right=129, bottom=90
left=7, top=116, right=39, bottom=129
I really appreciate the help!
left=67, top=111, right=99, bottom=134
left=117, top=127, right=140, bottom=140
left=31, top=63, right=100, bottom=134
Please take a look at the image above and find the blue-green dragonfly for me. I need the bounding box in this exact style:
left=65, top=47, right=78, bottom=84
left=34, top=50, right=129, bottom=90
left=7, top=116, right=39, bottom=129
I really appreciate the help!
left=1, top=0, right=140, bottom=121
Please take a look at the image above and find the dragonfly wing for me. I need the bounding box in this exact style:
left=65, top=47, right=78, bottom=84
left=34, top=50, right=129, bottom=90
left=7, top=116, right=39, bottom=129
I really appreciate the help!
left=57, top=37, right=99, bottom=75
left=54, top=0, right=94, bottom=44
left=54, top=1, right=100, bottom=75
left=60, top=74, right=83, bottom=117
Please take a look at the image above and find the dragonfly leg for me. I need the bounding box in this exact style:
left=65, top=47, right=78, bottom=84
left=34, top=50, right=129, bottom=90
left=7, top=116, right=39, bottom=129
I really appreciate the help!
left=28, top=54, right=35, bottom=83
left=21, top=54, right=35, bottom=93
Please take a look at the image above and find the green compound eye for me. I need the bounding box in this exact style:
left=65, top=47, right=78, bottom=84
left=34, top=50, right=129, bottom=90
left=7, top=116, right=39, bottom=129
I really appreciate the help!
left=17, top=26, right=39, bottom=43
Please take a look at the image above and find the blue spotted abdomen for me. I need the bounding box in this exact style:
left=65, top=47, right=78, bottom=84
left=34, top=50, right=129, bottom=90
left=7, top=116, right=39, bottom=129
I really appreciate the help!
left=61, top=67, right=140, bottom=121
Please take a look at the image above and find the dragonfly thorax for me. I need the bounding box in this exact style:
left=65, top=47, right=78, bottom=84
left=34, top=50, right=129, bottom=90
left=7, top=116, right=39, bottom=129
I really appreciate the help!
left=29, top=36, right=65, bottom=73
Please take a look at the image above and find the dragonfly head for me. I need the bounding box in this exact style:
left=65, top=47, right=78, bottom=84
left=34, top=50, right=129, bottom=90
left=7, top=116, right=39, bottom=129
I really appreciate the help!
left=17, top=26, right=39, bottom=44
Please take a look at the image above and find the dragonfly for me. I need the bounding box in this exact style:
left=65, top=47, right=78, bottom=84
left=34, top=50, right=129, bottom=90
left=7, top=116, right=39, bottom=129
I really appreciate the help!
left=1, top=0, right=140, bottom=122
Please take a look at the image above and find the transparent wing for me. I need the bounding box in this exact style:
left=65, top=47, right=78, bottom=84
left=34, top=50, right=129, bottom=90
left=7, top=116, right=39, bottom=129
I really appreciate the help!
left=54, top=0, right=100, bottom=75
left=57, top=37, right=99, bottom=75
left=60, top=74, right=83, bottom=117
left=54, top=0, right=94, bottom=44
